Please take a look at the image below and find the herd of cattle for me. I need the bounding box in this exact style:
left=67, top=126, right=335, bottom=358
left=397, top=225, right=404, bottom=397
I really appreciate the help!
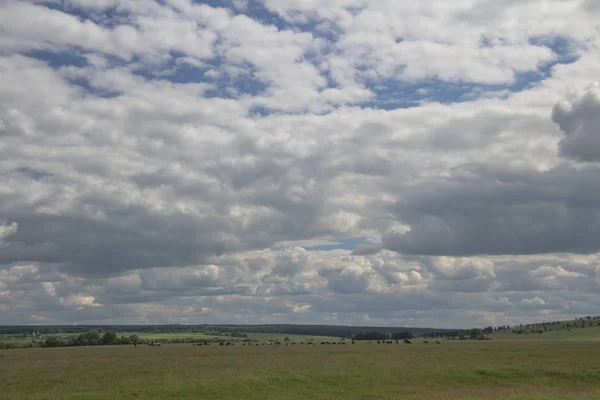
left=158, top=339, right=444, bottom=347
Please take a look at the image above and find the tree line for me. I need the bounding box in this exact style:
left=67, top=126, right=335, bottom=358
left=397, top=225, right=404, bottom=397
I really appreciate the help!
left=0, top=324, right=457, bottom=338
left=41, top=331, right=140, bottom=348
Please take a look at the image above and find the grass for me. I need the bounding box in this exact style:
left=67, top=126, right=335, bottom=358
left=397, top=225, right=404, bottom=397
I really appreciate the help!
left=2, top=340, right=600, bottom=399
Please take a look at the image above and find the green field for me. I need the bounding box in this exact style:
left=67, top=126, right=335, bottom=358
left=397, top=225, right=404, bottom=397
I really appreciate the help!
left=2, top=340, right=600, bottom=400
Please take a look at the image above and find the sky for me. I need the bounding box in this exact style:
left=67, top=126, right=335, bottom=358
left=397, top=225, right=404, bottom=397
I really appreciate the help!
left=1, top=0, right=600, bottom=328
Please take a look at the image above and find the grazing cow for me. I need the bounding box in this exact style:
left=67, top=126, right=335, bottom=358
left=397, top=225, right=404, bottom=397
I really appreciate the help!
left=435, top=341, right=441, bottom=345
left=404, top=339, right=412, bottom=344
left=423, top=340, right=429, bottom=344
left=352, top=341, right=355, bottom=344
left=377, top=340, right=380, bottom=344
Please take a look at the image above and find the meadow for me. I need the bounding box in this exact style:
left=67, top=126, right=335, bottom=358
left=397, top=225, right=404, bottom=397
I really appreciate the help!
left=2, top=340, right=600, bottom=400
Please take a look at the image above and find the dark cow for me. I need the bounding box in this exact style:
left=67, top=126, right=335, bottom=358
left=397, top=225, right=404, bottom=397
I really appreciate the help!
left=404, top=339, right=412, bottom=344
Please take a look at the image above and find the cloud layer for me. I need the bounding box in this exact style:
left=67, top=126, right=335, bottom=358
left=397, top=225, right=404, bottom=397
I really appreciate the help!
left=2, top=0, right=600, bottom=327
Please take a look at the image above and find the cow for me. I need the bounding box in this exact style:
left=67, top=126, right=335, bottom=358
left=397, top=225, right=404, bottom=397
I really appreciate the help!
left=404, top=339, right=412, bottom=344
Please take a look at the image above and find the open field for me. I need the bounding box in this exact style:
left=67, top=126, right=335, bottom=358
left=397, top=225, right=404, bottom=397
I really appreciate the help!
left=2, top=340, right=600, bottom=400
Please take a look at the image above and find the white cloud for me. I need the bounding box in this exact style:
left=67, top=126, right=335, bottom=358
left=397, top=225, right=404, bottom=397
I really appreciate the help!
left=0, top=222, right=18, bottom=241
left=530, top=265, right=586, bottom=280
left=2, top=0, right=600, bottom=326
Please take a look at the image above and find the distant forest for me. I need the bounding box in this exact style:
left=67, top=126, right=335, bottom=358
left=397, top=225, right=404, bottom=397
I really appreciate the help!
left=0, top=324, right=458, bottom=338
left=4, top=318, right=600, bottom=349
left=0, top=322, right=536, bottom=349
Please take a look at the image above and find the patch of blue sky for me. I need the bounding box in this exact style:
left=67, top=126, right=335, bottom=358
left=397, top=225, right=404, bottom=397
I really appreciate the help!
left=529, top=35, right=582, bottom=61
left=248, top=106, right=272, bottom=117
left=203, top=63, right=269, bottom=98
left=25, top=49, right=89, bottom=69
left=68, top=77, right=122, bottom=98
left=196, top=0, right=345, bottom=41
left=12, top=167, right=54, bottom=181
left=305, top=237, right=373, bottom=251
left=131, top=51, right=269, bottom=98
left=24, top=49, right=121, bottom=98
left=362, top=37, right=580, bottom=110
left=41, top=1, right=129, bottom=27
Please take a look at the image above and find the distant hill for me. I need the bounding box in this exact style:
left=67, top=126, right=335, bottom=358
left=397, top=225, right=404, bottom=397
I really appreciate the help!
left=488, top=316, right=600, bottom=341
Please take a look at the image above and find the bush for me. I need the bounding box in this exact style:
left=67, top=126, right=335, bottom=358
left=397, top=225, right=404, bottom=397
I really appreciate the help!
left=43, top=337, right=64, bottom=348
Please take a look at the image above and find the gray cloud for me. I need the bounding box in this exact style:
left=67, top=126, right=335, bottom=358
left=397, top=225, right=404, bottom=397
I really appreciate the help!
left=554, top=83, right=600, bottom=162
left=383, top=163, right=600, bottom=256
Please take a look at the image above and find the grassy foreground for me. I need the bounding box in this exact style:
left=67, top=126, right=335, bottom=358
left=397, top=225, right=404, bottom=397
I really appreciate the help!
left=2, top=340, right=600, bottom=400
